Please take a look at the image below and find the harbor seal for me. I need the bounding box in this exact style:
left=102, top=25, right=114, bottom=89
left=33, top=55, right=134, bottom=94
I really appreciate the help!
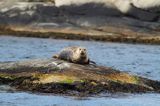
left=53, top=46, right=93, bottom=65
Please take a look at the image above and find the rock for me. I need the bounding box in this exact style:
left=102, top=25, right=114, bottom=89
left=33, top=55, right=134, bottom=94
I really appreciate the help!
left=55, top=0, right=160, bottom=21
left=0, top=2, right=59, bottom=24
left=132, top=0, right=160, bottom=11
left=127, top=4, right=159, bottom=21
left=0, top=59, right=160, bottom=96
left=0, top=2, right=160, bottom=44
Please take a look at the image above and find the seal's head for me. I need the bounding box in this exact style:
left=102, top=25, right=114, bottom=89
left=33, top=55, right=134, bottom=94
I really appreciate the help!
left=75, top=47, right=87, bottom=58
left=72, top=47, right=89, bottom=64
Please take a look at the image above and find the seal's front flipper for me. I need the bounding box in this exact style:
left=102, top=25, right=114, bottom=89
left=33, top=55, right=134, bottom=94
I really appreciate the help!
left=90, top=60, right=96, bottom=65
left=88, top=60, right=97, bottom=67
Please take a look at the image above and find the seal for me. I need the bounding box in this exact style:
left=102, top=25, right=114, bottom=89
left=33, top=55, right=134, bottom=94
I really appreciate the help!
left=53, top=46, right=93, bottom=64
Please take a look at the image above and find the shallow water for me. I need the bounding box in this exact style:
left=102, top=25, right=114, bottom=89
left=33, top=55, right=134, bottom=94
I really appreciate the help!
left=0, top=36, right=160, bottom=106
left=0, top=91, right=160, bottom=106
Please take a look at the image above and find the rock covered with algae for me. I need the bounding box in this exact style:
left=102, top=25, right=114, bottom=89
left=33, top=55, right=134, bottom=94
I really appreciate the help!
left=0, top=58, right=160, bottom=96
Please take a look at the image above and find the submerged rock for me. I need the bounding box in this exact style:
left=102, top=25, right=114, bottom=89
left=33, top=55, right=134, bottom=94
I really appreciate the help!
left=0, top=59, right=160, bottom=96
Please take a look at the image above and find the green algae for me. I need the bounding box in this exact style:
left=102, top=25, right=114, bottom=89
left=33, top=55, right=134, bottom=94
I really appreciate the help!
left=0, top=74, right=16, bottom=81
left=133, top=76, right=140, bottom=84
left=59, top=79, right=85, bottom=84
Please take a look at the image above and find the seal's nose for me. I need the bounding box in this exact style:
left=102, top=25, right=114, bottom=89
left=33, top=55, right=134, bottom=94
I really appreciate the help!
left=81, top=52, right=85, bottom=55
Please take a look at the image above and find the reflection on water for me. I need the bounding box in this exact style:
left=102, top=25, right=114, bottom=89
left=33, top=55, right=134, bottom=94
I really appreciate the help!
left=0, top=36, right=160, bottom=106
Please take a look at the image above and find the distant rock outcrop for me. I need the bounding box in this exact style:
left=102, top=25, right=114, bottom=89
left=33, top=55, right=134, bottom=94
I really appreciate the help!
left=0, top=1, right=160, bottom=44
left=55, top=0, right=160, bottom=21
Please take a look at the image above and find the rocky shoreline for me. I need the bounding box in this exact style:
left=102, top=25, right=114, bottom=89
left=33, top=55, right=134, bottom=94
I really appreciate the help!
left=1, top=25, right=160, bottom=45
left=0, top=2, right=160, bottom=44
